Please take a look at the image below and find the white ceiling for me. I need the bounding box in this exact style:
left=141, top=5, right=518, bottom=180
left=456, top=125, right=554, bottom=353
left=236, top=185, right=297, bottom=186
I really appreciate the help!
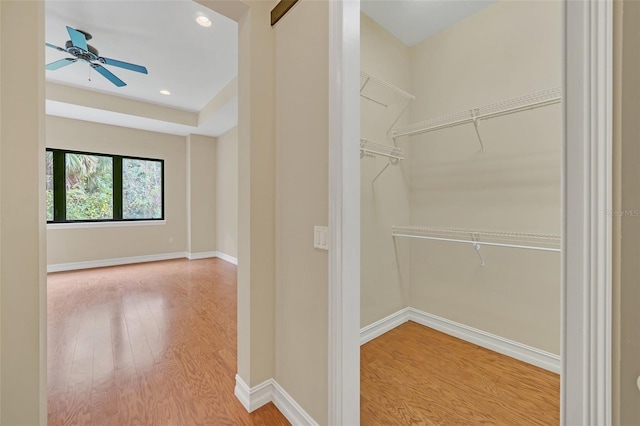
left=361, top=0, right=496, bottom=47
left=45, top=0, right=238, bottom=137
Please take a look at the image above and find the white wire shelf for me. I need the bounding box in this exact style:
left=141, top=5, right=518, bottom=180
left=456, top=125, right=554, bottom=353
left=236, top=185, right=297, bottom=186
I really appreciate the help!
left=392, top=225, right=561, bottom=257
left=360, top=138, right=404, bottom=161
left=360, top=71, right=415, bottom=108
left=392, top=87, right=562, bottom=142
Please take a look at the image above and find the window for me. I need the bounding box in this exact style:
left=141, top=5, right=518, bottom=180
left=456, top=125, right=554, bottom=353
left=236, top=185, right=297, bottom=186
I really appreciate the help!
left=66, top=153, right=113, bottom=220
left=46, top=151, right=54, bottom=221
left=47, top=149, right=164, bottom=223
left=123, top=158, right=163, bottom=219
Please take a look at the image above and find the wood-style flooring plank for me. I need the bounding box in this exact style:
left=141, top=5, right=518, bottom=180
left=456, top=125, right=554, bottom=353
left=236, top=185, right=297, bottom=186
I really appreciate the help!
left=48, top=258, right=289, bottom=425
left=361, top=321, right=560, bottom=425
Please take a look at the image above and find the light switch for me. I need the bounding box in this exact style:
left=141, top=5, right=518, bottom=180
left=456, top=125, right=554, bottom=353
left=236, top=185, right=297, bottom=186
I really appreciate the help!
left=314, top=226, right=328, bottom=251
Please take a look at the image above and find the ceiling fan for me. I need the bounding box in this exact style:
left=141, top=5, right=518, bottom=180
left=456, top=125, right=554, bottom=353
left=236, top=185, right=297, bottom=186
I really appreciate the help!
left=45, top=26, right=148, bottom=87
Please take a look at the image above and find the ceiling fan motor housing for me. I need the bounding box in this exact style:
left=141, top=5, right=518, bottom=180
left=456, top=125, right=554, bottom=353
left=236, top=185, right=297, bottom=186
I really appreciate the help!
left=65, top=40, right=99, bottom=61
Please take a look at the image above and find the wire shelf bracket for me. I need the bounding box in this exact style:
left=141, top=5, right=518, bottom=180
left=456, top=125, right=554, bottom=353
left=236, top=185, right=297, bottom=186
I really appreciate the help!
left=391, top=225, right=561, bottom=266
left=360, top=139, right=404, bottom=183
left=391, top=87, right=562, bottom=151
left=360, top=138, right=404, bottom=161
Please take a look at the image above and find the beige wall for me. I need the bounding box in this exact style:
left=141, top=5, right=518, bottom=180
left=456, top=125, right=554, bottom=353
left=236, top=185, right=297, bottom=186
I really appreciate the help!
left=46, top=116, right=188, bottom=264
left=236, top=0, right=277, bottom=388
left=216, top=126, right=238, bottom=258
left=46, top=118, right=226, bottom=265
left=187, top=134, right=216, bottom=255
left=274, top=0, right=329, bottom=423
left=406, top=1, right=562, bottom=354
left=0, top=2, right=3, bottom=416
left=360, top=14, right=412, bottom=327
left=361, top=1, right=562, bottom=354
left=0, top=1, right=46, bottom=423
left=616, top=1, right=640, bottom=423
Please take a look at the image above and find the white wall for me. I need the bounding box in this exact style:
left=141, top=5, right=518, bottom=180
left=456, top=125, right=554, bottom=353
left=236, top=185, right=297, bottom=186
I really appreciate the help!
left=406, top=1, right=562, bottom=354
left=360, top=13, right=412, bottom=327
left=216, top=126, right=238, bottom=258
left=275, top=0, right=329, bottom=422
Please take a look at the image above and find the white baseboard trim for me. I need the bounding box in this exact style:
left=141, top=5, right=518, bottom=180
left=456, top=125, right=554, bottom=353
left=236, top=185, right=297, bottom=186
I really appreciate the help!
left=407, top=308, right=561, bottom=373
left=360, top=307, right=561, bottom=374
left=272, top=380, right=318, bottom=426
left=234, top=375, right=318, bottom=426
left=48, top=251, right=239, bottom=272
left=215, top=251, right=238, bottom=265
left=187, top=251, right=218, bottom=260
left=360, top=307, right=410, bottom=345
left=234, top=374, right=252, bottom=411
left=234, top=374, right=273, bottom=413
left=47, top=252, right=187, bottom=273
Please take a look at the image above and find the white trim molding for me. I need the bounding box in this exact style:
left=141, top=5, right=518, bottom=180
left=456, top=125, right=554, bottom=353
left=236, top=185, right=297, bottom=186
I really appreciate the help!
left=407, top=308, right=560, bottom=374
left=360, top=308, right=410, bottom=345
left=234, top=375, right=318, bottom=426
left=360, top=308, right=560, bottom=374
left=47, top=252, right=187, bottom=273
left=271, top=381, right=318, bottom=426
left=48, top=251, right=238, bottom=272
left=328, top=0, right=360, bottom=425
left=46, top=220, right=166, bottom=230
left=187, top=251, right=218, bottom=261
left=565, top=0, right=613, bottom=424
left=234, top=374, right=273, bottom=413
left=215, top=251, right=238, bottom=265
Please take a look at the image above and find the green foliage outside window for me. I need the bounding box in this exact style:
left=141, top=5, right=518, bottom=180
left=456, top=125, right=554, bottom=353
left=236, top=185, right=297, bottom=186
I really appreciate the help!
left=123, top=159, right=162, bottom=219
left=66, top=153, right=113, bottom=220
left=46, top=149, right=164, bottom=222
left=46, top=151, right=53, bottom=221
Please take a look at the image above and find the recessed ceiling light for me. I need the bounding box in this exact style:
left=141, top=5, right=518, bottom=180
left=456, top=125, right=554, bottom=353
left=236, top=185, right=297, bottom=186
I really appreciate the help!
left=160, top=90, right=171, bottom=95
left=196, top=16, right=212, bottom=27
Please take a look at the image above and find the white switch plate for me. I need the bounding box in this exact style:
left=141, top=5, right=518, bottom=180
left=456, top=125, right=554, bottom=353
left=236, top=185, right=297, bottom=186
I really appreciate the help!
left=314, top=226, right=328, bottom=250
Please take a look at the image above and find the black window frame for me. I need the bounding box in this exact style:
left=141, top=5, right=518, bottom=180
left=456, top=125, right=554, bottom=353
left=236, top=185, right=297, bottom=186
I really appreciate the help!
left=47, top=148, right=165, bottom=223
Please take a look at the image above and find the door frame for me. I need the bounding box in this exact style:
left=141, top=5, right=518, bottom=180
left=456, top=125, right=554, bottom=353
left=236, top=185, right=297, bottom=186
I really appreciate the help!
left=328, top=0, right=360, bottom=424
left=564, top=0, right=612, bottom=424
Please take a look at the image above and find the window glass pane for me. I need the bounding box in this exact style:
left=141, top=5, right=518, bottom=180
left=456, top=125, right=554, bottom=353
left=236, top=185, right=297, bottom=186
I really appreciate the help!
left=123, top=159, right=162, bottom=219
left=46, top=151, right=53, bottom=221
left=65, top=153, right=113, bottom=220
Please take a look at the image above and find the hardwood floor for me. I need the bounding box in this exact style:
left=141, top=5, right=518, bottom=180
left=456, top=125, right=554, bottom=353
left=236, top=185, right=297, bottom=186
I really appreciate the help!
left=47, top=258, right=289, bottom=425
left=361, top=321, right=560, bottom=425
left=50, top=259, right=559, bottom=425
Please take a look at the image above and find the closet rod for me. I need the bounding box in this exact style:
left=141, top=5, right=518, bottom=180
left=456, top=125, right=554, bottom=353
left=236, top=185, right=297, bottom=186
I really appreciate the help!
left=392, top=226, right=561, bottom=253
left=392, top=87, right=562, bottom=139
left=391, top=232, right=561, bottom=253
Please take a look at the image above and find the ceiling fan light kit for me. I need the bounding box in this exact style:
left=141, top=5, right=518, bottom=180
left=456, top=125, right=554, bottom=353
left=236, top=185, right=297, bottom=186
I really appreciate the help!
left=45, top=26, right=148, bottom=87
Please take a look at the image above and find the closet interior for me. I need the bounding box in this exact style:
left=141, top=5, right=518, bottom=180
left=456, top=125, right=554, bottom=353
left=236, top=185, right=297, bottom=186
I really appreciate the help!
left=359, top=1, right=562, bottom=423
